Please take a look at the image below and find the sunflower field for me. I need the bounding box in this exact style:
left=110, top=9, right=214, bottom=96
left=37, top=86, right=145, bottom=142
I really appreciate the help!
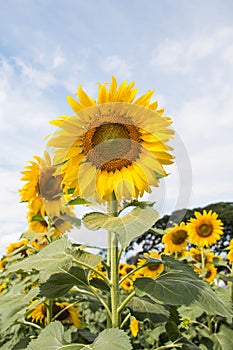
left=0, top=77, right=233, bottom=349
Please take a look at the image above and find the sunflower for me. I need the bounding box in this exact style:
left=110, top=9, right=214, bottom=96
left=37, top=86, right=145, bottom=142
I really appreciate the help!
left=187, top=210, right=224, bottom=247
left=162, top=222, right=188, bottom=253
left=130, top=316, right=139, bottom=337
left=27, top=300, right=47, bottom=324
left=47, top=76, right=174, bottom=203
left=189, top=247, right=215, bottom=265
left=194, top=264, right=217, bottom=283
left=226, top=239, right=233, bottom=263
left=19, top=151, right=69, bottom=217
left=6, top=239, right=28, bottom=256
left=53, top=302, right=81, bottom=329
left=120, top=277, right=134, bottom=291
left=27, top=300, right=81, bottom=328
left=137, top=251, right=164, bottom=279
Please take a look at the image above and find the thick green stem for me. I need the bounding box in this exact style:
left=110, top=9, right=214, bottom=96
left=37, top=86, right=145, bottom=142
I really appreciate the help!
left=111, top=232, right=119, bottom=327
left=200, top=247, right=205, bottom=271
left=108, top=192, right=120, bottom=328
left=46, top=298, right=53, bottom=325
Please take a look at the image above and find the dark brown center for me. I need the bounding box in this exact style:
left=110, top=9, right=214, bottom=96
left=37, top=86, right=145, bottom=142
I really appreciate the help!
left=39, top=167, right=62, bottom=201
left=171, top=229, right=188, bottom=245
left=197, top=223, right=213, bottom=237
left=82, top=114, right=142, bottom=172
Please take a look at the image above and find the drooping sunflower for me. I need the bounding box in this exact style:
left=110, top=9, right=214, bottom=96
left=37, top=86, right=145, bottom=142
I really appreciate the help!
left=19, top=151, right=69, bottom=217
left=187, top=210, right=224, bottom=247
left=27, top=300, right=81, bottom=328
left=53, top=302, right=81, bottom=329
left=6, top=239, right=28, bottom=256
left=47, top=77, right=174, bottom=202
left=26, top=197, right=74, bottom=237
left=162, top=222, right=189, bottom=253
left=137, top=251, right=164, bottom=279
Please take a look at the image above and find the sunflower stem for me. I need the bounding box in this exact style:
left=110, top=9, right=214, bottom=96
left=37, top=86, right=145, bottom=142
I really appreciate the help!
left=200, top=246, right=206, bottom=271
left=108, top=192, right=120, bottom=328
left=46, top=298, right=53, bottom=325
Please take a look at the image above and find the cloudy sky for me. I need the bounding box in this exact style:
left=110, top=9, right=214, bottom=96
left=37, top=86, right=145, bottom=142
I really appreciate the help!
left=0, top=0, right=233, bottom=254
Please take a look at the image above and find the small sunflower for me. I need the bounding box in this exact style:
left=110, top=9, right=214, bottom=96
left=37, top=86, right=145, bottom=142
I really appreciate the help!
left=53, top=302, right=81, bottom=329
left=187, top=210, right=224, bottom=247
left=189, top=247, right=215, bottom=265
left=137, top=251, right=164, bottom=279
left=27, top=300, right=81, bottom=328
left=226, top=239, right=233, bottom=263
left=47, top=76, right=174, bottom=203
left=130, top=316, right=139, bottom=337
left=121, top=277, right=134, bottom=291
left=162, top=222, right=188, bottom=253
left=119, top=263, right=136, bottom=281
left=194, top=264, right=217, bottom=283
left=19, top=151, right=69, bottom=217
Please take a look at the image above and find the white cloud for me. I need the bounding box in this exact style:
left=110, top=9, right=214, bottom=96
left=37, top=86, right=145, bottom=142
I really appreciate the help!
left=150, top=26, right=233, bottom=72
left=101, top=55, right=132, bottom=79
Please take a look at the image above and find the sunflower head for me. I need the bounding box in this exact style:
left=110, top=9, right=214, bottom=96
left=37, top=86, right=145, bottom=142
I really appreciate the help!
left=187, top=210, right=224, bottom=247
left=137, top=251, right=164, bottom=279
left=194, top=264, right=217, bottom=283
left=48, top=77, right=174, bottom=203
left=162, top=222, right=188, bottom=253
left=19, top=151, right=69, bottom=217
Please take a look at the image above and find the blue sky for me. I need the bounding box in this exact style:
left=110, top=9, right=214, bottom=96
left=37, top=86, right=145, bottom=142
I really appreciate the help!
left=0, top=0, right=233, bottom=253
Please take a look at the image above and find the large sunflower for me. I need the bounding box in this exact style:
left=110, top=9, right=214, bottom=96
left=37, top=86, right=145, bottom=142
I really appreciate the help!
left=19, top=151, right=68, bottom=217
left=162, top=222, right=188, bottom=253
left=47, top=77, right=174, bottom=202
left=187, top=210, right=223, bottom=247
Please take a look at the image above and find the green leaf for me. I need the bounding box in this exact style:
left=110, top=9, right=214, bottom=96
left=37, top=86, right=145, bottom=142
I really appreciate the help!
left=67, top=197, right=90, bottom=205
left=134, top=272, right=202, bottom=306
left=83, top=207, right=159, bottom=249
left=69, top=246, right=102, bottom=268
left=89, top=278, right=110, bottom=292
left=40, top=266, right=89, bottom=298
left=26, top=321, right=70, bottom=349
left=31, top=214, right=44, bottom=222
left=194, top=284, right=233, bottom=318
left=92, top=328, right=132, bottom=350
left=127, top=296, right=169, bottom=323
left=7, top=237, right=73, bottom=282
left=0, top=286, right=39, bottom=331
left=165, top=320, right=200, bottom=350
left=212, top=325, right=233, bottom=350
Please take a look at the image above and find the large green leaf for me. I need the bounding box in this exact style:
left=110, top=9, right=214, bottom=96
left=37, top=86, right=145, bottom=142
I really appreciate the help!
left=127, top=296, right=169, bottom=323
left=194, top=284, right=233, bottom=318
left=7, top=237, right=73, bottom=282
left=26, top=324, right=132, bottom=350
left=134, top=272, right=202, bottom=306
left=26, top=321, right=70, bottom=349
left=212, top=325, right=233, bottom=350
left=134, top=271, right=233, bottom=318
left=40, top=266, right=89, bottom=298
left=165, top=321, right=201, bottom=350
left=69, top=246, right=102, bottom=268
left=92, top=328, right=132, bottom=350
left=83, top=207, right=159, bottom=249
left=0, top=286, right=39, bottom=331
